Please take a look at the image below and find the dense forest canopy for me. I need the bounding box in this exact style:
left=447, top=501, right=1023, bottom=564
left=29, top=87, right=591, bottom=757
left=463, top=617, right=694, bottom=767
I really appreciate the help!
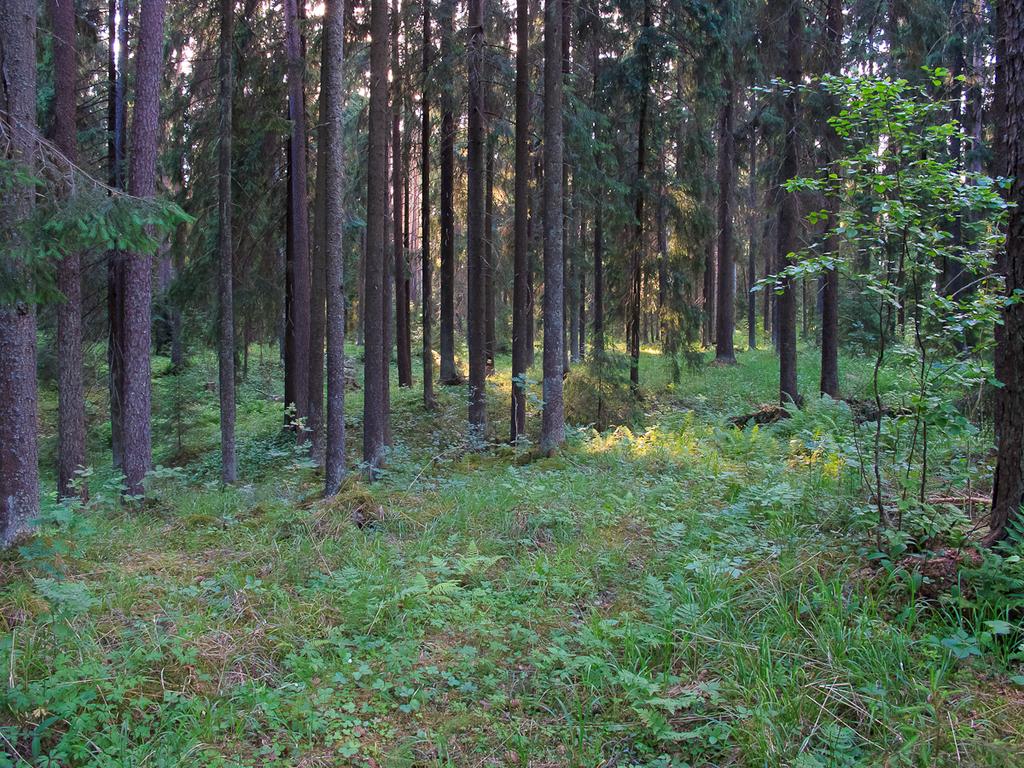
left=2, top=0, right=1024, bottom=762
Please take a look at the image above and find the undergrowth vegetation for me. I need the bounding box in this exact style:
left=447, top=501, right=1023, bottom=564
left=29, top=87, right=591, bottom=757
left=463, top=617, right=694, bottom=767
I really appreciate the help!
left=3, top=344, right=1023, bottom=766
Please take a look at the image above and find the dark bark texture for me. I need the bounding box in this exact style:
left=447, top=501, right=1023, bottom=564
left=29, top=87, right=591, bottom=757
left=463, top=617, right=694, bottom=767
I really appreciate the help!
left=0, top=0, right=40, bottom=546
left=510, top=0, right=530, bottom=441
left=284, top=0, right=311, bottom=431
left=324, top=0, right=347, bottom=495
left=51, top=0, right=87, bottom=498
left=715, top=76, right=736, bottom=364
left=363, top=0, right=390, bottom=474
left=439, top=0, right=458, bottom=384
left=777, top=0, right=802, bottom=405
left=466, top=0, right=488, bottom=437
left=393, top=0, right=413, bottom=389
left=421, top=0, right=436, bottom=409
left=218, top=0, right=237, bottom=484
left=122, top=0, right=167, bottom=496
left=819, top=0, right=842, bottom=398
left=541, top=0, right=565, bottom=454
left=990, top=0, right=1024, bottom=543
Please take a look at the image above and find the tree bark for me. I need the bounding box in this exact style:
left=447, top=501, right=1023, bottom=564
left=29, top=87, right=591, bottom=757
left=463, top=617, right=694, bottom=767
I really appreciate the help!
left=484, top=135, right=497, bottom=372
left=439, top=0, right=459, bottom=384
left=0, top=0, right=40, bottom=546
left=324, top=0, right=347, bottom=495
left=284, top=0, right=311, bottom=433
left=218, top=0, right=237, bottom=484
left=562, top=0, right=573, bottom=373
left=990, top=0, right=1024, bottom=543
left=51, top=0, right=87, bottom=499
left=122, top=0, right=167, bottom=496
left=819, top=0, right=842, bottom=397
left=466, top=0, right=488, bottom=438
left=628, top=0, right=650, bottom=391
left=511, top=0, right=530, bottom=441
left=421, top=0, right=437, bottom=409
left=715, top=74, right=737, bottom=364
left=107, top=0, right=127, bottom=469
left=747, top=129, right=759, bottom=351
left=593, top=201, right=604, bottom=356
left=393, top=0, right=413, bottom=388
left=541, top=0, right=565, bottom=454
left=308, top=51, right=329, bottom=463
left=777, top=0, right=801, bottom=405
left=364, top=0, right=390, bottom=475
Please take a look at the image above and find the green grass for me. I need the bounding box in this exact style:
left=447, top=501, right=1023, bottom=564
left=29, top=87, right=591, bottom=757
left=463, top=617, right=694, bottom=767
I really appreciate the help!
left=3, top=340, right=1023, bottom=766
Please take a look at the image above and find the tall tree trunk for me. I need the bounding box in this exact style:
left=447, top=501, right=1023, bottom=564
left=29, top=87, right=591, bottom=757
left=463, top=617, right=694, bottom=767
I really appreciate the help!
left=122, top=0, right=166, bottom=496
left=628, top=0, right=650, bottom=392
left=107, top=0, right=127, bottom=470
left=51, top=0, right=87, bottom=499
left=578, top=213, right=586, bottom=360
left=819, top=0, right=842, bottom=397
left=421, top=0, right=436, bottom=409
left=511, top=0, right=530, bottom=441
left=439, top=0, right=458, bottom=384
left=284, top=0, right=311, bottom=433
left=324, top=0, right=347, bottom=495
left=393, top=0, right=413, bottom=388
left=777, top=0, right=801, bottom=405
left=702, top=225, right=715, bottom=347
left=364, top=0, right=390, bottom=475
left=990, top=0, right=1024, bottom=543
left=714, top=75, right=737, bottom=364
left=484, top=136, right=497, bottom=372
left=593, top=201, right=604, bottom=356
left=0, top=0, right=40, bottom=546
left=382, top=128, right=393, bottom=446
left=747, top=130, right=759, bottom=351
left=218, top=0, right=237, bottom=484
left=541, top=0, right=565, bottom=453
left=308, top=54, right=329, bottom=463
left=562, top=0, right=573, bottom=373
left=657, top=180, right=668, bottom=351
left=466, top=0, right=487, bottom=438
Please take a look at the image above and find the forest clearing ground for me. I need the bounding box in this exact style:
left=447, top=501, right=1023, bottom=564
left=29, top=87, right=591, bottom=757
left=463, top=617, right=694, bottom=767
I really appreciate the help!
left=3, top=344, right=1023, bottom=766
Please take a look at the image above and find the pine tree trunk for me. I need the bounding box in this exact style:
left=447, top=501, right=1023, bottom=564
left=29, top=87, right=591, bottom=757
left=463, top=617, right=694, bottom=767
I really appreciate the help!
left=393, top=0, right=413, bottom=389
left=715, top=75, right=737, bottom=364
left=747, top=131, right=759, bottom=352
left=541, top=0, right=565, bottom=454
left=0, top=0, right=40, bottom=546
left=308, top=56, right=329, bottom=463
left=439, top=0, right=458, bottom=384
left=122, top=0, right=166, bottom=497
left=511, top=0, right=530, bottom=441
left=421, top=0, right=437, bottom=409
left=324, top=0, right=347, bottom=495
left=218, top=0, right=237, bottom=484
left=819, top=0, right=842, bottom=397
left=593, top=204, right=604, bottom=356
left=990, top=0, right=1024, bottom=543
left=364, top=0, right=390, bottom=475
left=628, top=0, right=650, bottom=392
left=578, top=213, right=586, bottom=360
left=484, top=137, right=497, bottom=372
left=562, top=0, right=573, bottom=373
left=51, top=0, right=87, bottom=499
left=777, top=0, right=802, bottom=405
left=284, top=0, right=312, bottom=434
left=107, top=0, right=127, bottom=470
left=466, top=0, right=487, bottom=438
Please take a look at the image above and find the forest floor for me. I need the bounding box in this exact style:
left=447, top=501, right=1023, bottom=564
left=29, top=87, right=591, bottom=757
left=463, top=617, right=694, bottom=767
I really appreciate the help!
left=3, top=343, right=1024, bottom=767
